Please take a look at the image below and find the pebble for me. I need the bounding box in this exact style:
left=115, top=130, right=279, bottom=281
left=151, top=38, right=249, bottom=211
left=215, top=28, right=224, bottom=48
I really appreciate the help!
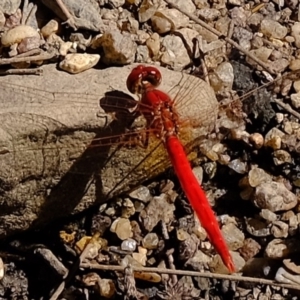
left=270, top=221, right=289, bottom=238
left=99, top=30, right=136, bottom=65
left=59, top=53, right=100, bottom=74
left=215, top=62, right=234, bottom=90
left=121, top=198, right=135, bottom=218
left=248, top=167, right=272, bottom=188
left=253, top=181, right=298, bottom=212
left=121, top=238, right=137, bottom=252
left=170, top=0, right=196, bottom=14
left=228, top=158, right=247, bottom=174
left=132, top=246, right=147, bottom=265
left=151, top=15, right=172, bottom=34
left=111, top=217, right=133, bottom=240
left=272, top=150, right=292, bottom=165
left=246, top=218, right=270, bottom=237
left=239, top=238, right=261, bottom=261
left=264, top=128, right=285, bottom=150
left=1, top=24, right=39, bottom=47
left=221, top=223, right=244, bottom=251
left=146, top=32, right=160, bottom=57
left=17, top=36, right=40, bottom=53
left=198, top=8, right=221, bottom=21
left=138, top=0, right=159, bottom=23
left=121, top=239, right=137, bottom=252
left=139, top=194, right=175, bottom=231
left=260, top=19, right=288, bottom=39
left=176, top=28, right=199, bottom=54
left=290, top=92, right=300, bottom=109
left=275, top=267, right=300, bottom=285
left=99, top=278, right=116, bottom=298
left=176, top=228, right=190, bottom=241
left=154, top=9, right=189, bottom=32
left=142, top=233, right=159, bottom=249
left=41, top=19, right=59, bottom=38
left=160, top=35, right=190, bottom=71
left=249, top=133, right=264, bottom=149
left=0, top=11, right=5, bottom=30
left=135, top=45, right=151, bottom=63
left=291, top=22, right=300, bottom=48
left=293, top=80, right=300, bottom=93
left=0, top=0, right=21, bottom=15
left=260, top=209, right=277, bottom=222
left=129, top=186, right=152, bottom=203
left=265, top=238, right=300, bottom=259
left=289, top=59, right=300, bottom=71
left=186, top=250, right=211, bottom=271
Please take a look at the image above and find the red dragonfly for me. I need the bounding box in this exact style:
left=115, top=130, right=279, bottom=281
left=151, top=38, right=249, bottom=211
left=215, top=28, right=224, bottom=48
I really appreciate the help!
left=0, top=64, right=234, bottom=271
left=126, top=65, right=235, bottom=273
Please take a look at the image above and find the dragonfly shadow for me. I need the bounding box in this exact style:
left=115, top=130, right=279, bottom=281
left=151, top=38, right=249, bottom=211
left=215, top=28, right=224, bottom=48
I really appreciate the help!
left=34, top=90, right=139, bottom=227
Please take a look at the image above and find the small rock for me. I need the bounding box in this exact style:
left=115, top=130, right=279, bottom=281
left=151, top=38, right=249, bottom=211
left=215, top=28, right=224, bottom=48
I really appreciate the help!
left=253, top=181, right=298, bottom=212
left=1, top=24, right=39, bottom=47
left=132, top=246, right=147, bottom=265
left=275, top=267, right=300, bottom=285
left=99, top=278, right=116, bottom=298
left=294, top=80, right=300, bottom=93
left=291, top=22, right=300, bottom=48
left=249, top=133, right=264, bottom=149
left=260, top=209, right=277, bottom=222
left=59, top=53, right=100, bottom=74
left=140, top=194, right=175, bottom=231
left=198, top=8, right=220, bottom=21
left=185, top=250, right=211, bottom=271
left=138, top=0, right=159, bottom=23
left=170, top=0, right=196, bottom=14
left=210, top=251, right=245, bottom=274
left=176, top=28, right=199, bottom=54
left=17, top=36, right=40, bottom=53
left=265, top=238, right=300, bottom=259
left=221, top=223, right=244, bottom=251
left=271, top=58, right=289, bottom=73
left=122, top=198, right=135, bottom=218
left=273, top=150, right=292, bottom=165
left=176, top=228, right=190, bottom=241
left=230, top=7, right=248, bottom=27
left=239, top=238, right=261, bottom=261
left=246, top=218, right=270, bottom=237
left=136, top=44, right=149, bottom=62
left=215, top=62, right=234, bottom=90
left=291, top=93, right=300, bottom=109
left=248, top=167, right=272, bottom=187
left=142, top=233, right=159, bottom=249
left=0, top=11, right=5, bottom=30
left=153, top=9, right=190, bottom=30
left=160, top=35, right=190, bottom=71
left=41, top=19, right=59, bottom=38
left=264, top=128, right=285, bottom=150
left=260, top=19, right=288, bottom=39
left=146, top=32, right=160, bottom=57
left=129, top=186, right=152, bottom=203
left=151, top=15, right=172, bottom=34
left=289, top=59, right=300, bottom=71
left=100, top=30, right=136, bottom=65
left=111, top=218, right=132, bottom=240
left=270, top=221, right=288, bottom=238
left=228, top=159, right=247, bottom=174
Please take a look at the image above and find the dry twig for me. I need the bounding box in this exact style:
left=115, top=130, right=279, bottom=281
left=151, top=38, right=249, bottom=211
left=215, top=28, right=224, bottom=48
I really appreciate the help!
left=80, top=263, right=300, bottom=292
